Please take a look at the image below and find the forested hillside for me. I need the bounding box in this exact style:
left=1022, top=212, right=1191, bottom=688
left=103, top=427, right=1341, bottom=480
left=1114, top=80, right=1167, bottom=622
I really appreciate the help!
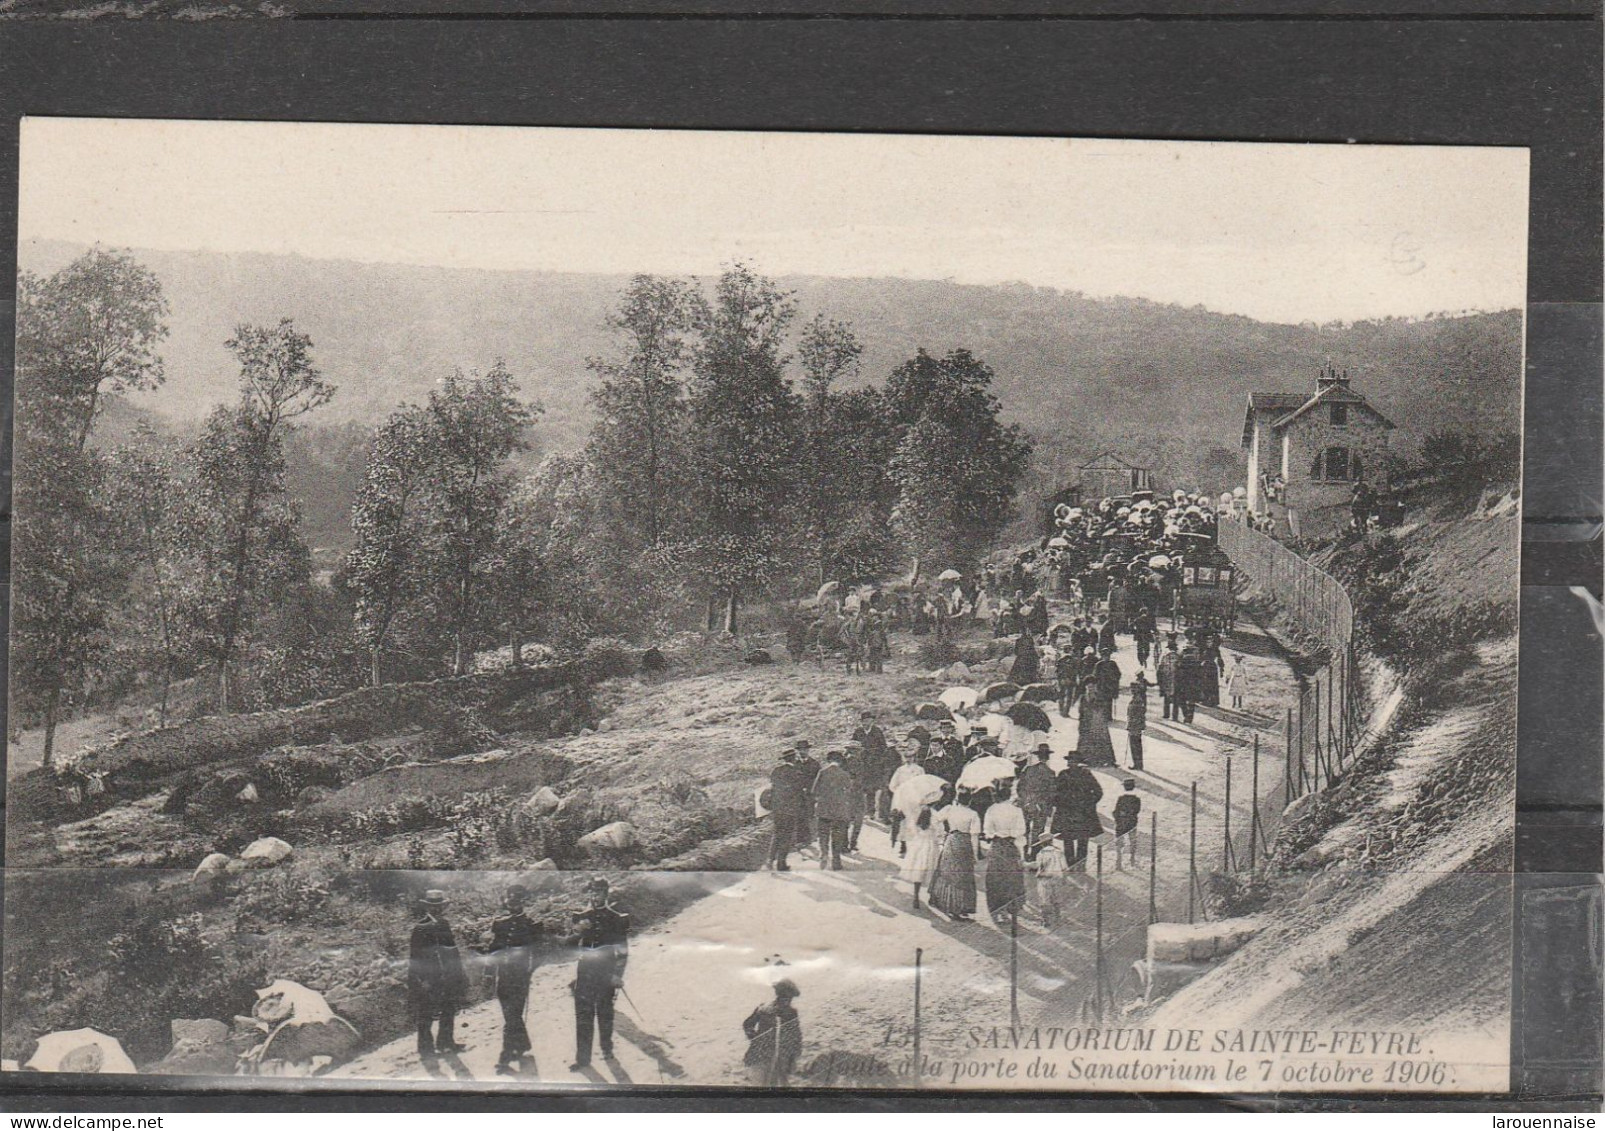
left=22, top=239, right=1522, bottom=554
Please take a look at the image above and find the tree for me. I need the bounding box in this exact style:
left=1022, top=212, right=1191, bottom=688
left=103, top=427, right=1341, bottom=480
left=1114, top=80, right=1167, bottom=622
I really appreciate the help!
left=796, top=315, right=865, bottom=583
left=15, top=247, right=168, bottom=450
left=884, top=349, right=1032, bottom=574
left=10, top=250, right=166, bottom=765
left=585, top=276, right=706, bottom=547
left=345, top=407, right=434, bottom=686
left=173, top=319, right=335, bottom=712
left=683, top=265, right=804, bottom=632
left=423, top=363, right=539, bottom=676
left=106, top=428, right=187, bottom=726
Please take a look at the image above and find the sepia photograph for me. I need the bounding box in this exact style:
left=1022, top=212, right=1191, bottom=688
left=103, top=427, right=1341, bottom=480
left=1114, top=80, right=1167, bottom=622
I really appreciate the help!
left=3, top=120, right=1527, bottom=1092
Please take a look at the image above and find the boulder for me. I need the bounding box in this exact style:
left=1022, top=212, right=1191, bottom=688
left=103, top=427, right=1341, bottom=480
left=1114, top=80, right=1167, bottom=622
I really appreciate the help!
left=225, top=857, right=251, bottom=875
left=521, top=786, right=563, bottom=817
left=576, top=821, right=637, bottom=852
left=944, top=661, right=973, bottom=680
left=597, top=718, right=615, bottom=733
left=294, top=785, right=334, bottom=806
left=1147, top=917, right=1265, bottom=965
left=150, top=1019, right=235, bottom=1076
left=192, top=852, right=232, bottom=882
left=744, top=649, right=774, bottom=665
left=527, top=858, right=558, bottom=871
left=240, top=837, right=294, bottom=868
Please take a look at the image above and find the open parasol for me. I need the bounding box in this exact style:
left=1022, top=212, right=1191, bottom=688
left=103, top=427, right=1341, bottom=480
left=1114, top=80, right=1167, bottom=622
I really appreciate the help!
left=1006, top=701, right=1053, bottom=733
left=1047, top=536, right=1069, bottom=549
left=957, top=756, right=1018, bottom=791
left=914, top=701, right=953, bottom=722
left=816, top=581, right=841, bottom=600
left=939, top=686, right=979, bottom=711
left=892, top=773, right=949, bottom=817
left=937, top=568, right=963, bottom=582
left=25, top=1029, right=137, bottom=1074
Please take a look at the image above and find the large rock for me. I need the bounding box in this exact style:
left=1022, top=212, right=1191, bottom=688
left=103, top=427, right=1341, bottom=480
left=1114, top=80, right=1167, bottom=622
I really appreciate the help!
left=240, top=837, right=294, bottom=868
left=150, top=1019, right=235, bottom=1076
left=521, top=786, right=562, bottom=817
left=527, top=858, right=558, bottom=871
left=1147, top=917, right=1265, bottom=965
left=576, top=821, right=637, bottom=851
left=192, top=852, right=231, bottom=882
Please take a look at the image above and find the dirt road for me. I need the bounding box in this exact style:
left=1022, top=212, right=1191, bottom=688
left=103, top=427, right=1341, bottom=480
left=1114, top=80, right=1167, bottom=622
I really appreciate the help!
left=335, top=615, right=1295, bottom=1088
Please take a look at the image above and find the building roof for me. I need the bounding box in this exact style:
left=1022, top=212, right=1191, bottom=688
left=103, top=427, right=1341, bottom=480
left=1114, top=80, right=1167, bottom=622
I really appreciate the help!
left=1240, top=385, right=1396, bottom=447
left=1272, top=383, right=1396, bottom=431
left=1241, top=394, right=1306, bottom=447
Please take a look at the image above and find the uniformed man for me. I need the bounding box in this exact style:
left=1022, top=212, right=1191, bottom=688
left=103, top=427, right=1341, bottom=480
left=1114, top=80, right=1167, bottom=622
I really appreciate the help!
left=485, top=883, right=542, bottom=1076
left=408, top=889, right=469, bottom=1070
left=569, top=878, right=630, bottom=1070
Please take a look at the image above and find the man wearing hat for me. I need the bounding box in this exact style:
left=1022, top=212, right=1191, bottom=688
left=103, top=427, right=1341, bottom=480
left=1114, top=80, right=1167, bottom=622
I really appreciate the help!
left=1017, top=745, right=1057, bottom=861
left=569, top=878, right=630, bottom=1070
left=742, top=978, right=803, bottom=1086
left=1157, top=636, right=1182, bottom=721
left=408, top=889, right=469, bottom=1069
left=1127, top=673, right=1150, bottom=771
left=485, top=884, right=542, bottom=1076
left=812, top=750, right=856, bottom=870
left=767, top=748, right=807, bottom=872
left=792, top=740, right=821, bottom=858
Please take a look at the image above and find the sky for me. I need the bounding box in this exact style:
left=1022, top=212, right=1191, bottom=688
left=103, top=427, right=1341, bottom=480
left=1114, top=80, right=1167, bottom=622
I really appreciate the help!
left=18, top=118, right=1529, bottom=325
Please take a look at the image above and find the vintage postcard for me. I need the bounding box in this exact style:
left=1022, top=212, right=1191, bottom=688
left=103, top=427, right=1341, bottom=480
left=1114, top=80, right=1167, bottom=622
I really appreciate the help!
left=4, top=120, right=1526, bottom=1091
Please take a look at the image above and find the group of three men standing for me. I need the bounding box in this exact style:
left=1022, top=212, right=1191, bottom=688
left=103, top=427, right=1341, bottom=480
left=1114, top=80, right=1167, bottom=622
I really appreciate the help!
left=766, top=712, right=894, bottom=872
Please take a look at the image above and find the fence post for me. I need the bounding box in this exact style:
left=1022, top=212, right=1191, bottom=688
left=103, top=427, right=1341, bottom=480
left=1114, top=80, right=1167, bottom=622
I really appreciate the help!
left=1148, top=810, right=1158, bottom=924
left=1250, top=733, right=1260, bottom=872
left=1188, top=781, right=1198, bottom=925
left=1326, top=663, right=1335, bottom=780
left=1223, top=755, right=1234, bottom=871
left=1094, top=844, right=1106, bottom=1023
left=1010, top=904, right=1020, bottom=1028
left=1312, top=676, right=1323, bottom=788
left=1285, top=706, right=1295, bottom=800
left=913, top=947, right=923, bottom=1085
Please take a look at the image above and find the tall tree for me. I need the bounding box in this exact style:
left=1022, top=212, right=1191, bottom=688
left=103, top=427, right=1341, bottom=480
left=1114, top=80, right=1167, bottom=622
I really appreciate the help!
left=16, top=247, right=169, bottom=449
left=585, top=276, right=706, bottom=547
left=796, top=315, right=864, bottom=583
left=10, top=250, right=167, bottom=765
left=107, top=428, right=186, bottom=726
left=884, top=349, right=1032, bottom=574
left=344, top=407, right=434, bottom=686
left=174, top=319, right=335, bottom=712
left=423, top=363, right=538, bottom=676
left=684, top=265, right=804, bottom=633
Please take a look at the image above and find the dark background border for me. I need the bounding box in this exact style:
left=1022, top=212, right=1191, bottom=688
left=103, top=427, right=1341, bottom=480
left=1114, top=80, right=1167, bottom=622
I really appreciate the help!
left=0, top=4, right=1599, bottom=1111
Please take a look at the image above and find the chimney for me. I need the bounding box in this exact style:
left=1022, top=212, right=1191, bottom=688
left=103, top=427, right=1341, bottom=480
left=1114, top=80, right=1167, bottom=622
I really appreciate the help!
left=1316, top=361, right=1350, bottom=392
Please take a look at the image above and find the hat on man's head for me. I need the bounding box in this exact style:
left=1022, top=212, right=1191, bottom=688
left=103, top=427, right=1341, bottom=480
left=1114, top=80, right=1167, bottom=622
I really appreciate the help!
left=1035, top=743, right=1052, bottom=758
left=585, top=878, right=611, bottom=895
left=773, top=978, right=801, bottom=1000
left=1122, top=778, right=1137, bottom=789
left=418, top=889, right=449, bottom=908
left=504, top=884, right=530, bottom=902
left=794, top=739, right=811, bottom=751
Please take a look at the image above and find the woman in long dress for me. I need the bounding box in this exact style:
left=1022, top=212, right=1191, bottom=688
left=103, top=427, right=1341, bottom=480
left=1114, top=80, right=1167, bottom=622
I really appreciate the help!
left=1076, top=677, right=1117, bottom=767
left=981, top=783, right=1028, bottom=922
left=1009, top=631, right=1040, bottom=685
left=928, top=794, right=981, bottom=921
left=899, top=796, right=943, bottom=910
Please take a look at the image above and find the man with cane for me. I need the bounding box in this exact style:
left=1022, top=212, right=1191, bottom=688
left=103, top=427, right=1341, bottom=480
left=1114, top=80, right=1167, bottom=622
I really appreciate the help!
left=569, top=878, right=631, bottom=1071
left=484, top=883, right=542, bottom=1077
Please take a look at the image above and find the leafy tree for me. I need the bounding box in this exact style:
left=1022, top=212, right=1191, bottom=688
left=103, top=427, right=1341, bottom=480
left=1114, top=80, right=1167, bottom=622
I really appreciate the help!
left=345, top=407, right=434, bottom=685
left=10, top=250, right=166, bottom=764
left=585, top=276, right=706, bottom=546
left=683, top=265, right=805, bottom=632
left=422, top=363, right=539, bottom=676
left=884, top=349, right=1032, bottom=574
left=796, top=314, right=866, bottom=583
left=173, top=319, right=335, bottom=712
left=15, top=247, right=168, bottom=449
left=106, top=428, right=187, bottom=726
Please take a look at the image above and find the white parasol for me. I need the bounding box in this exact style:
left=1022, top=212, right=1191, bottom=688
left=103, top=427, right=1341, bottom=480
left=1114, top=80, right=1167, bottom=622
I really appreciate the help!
left=26, top=1029, right=137, bottom=1074
left=957, top=756, right=1018, bottom=790
left=937, top=568, right=963, bottom=582
left=939, top=686, right=979, bottom=711
left=892, top=773, right=949, bottom=817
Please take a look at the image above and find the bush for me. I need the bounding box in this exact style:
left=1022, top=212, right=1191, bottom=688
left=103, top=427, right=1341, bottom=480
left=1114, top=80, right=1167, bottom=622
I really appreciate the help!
left=582, top=638, right=638, bottom=681
left=916, top=639, right=960, bottom=668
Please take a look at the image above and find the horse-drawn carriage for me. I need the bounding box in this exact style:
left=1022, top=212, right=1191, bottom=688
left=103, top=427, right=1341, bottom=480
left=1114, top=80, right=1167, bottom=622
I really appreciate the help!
left=1171, top=536, right=1237, bottom=632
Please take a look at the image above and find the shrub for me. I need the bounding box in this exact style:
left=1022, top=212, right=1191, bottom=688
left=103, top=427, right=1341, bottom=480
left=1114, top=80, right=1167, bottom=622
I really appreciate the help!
left=916, top=639, right=960, bottom=668
left=582, top=638, right=638, bottom=681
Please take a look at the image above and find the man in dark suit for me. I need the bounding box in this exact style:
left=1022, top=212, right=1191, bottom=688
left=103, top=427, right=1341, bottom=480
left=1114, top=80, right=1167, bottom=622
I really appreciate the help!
left=767, top=748, right=807, bottom=872
left=408, top=889, right=469, bottom=1070
left=570, top=878, right=630, bottom=1070
left=485, top=884, right=542, bottom=1076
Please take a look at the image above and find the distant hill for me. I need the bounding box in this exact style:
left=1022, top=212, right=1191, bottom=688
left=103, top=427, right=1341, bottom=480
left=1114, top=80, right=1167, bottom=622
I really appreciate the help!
left=22, top=240, right=1523, bottom=548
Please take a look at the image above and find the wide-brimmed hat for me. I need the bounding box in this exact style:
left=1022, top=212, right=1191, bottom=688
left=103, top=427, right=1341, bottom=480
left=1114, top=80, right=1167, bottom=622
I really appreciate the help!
left=773, top=978, right=801, bottom=1000
left=418, top=889, right=449, bottom=908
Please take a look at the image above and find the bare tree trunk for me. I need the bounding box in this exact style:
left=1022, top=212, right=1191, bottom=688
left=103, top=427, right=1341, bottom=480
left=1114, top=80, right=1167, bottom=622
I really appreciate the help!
left=218, top=660, right=230, bottom=716
left=371, top=646, right=383, bottom=689
left=706, top=594, right=719, bottom=632
left=158, top=663, right=171, bottom=728
left=723, top=590, right=740, bottom=635
left=41, top=684, right=61, bottom=769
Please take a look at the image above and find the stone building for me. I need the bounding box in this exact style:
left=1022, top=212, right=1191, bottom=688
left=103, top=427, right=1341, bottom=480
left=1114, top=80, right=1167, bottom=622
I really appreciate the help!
left=1241, top=364, right=1396, bottom=538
